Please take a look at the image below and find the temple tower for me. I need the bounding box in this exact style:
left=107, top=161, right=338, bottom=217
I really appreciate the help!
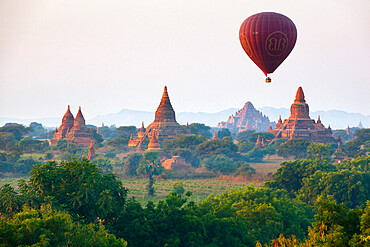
left=147, top=130, right=161, bottom=151
left=268, top=87, right=336, bottom=144
left=289, top=87, right=310, bottom=119
left=87, top=141, right=95, bottom=160
left=66, top=107, right=95, bottom=146
left=213, top=130, right=218, bottom=140
left=128, top=86, right=185, bottom=149
left=51, top=105, right=75, bottom=144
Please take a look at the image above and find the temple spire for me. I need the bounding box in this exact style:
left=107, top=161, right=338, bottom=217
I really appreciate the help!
left=88, top=141, right=95, bottom=160
left=278, top=115, right=282, bottom=124
left=294, top=86, right=306, bottom=103
left=147, top=130, right=161, bottom=151
left=154, top=86, right=176, bottom=123
left=75, top=106, right=85, bottom=126
left=213, top=130, right=218, bottom=140
left=255, top=135, right=262, bottom=147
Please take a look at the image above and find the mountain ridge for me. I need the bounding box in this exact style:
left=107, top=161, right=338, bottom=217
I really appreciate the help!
left=0, top=108, right=368, bottom=130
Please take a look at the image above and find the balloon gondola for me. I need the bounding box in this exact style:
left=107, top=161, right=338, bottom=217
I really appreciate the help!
left=239, top=12, right=297, bottom=83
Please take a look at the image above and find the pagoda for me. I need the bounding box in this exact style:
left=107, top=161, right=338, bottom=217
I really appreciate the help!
left=87, top=141, right=96, bottom=160
left=147, top=130, right=161, bottom=151
left=268, top=87, right=336, bottom=144
left=128, top=86, right=185, bottom=148
left=51, top=106, right=95, bottom=147
left=212, top=130, right=218, bottom=140
left=217, top=101, right=270, bottom=132
left=51, top=105, right=74, bottom=145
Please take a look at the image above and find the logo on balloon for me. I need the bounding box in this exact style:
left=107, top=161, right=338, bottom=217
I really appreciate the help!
left=265, top=31, right=288, bottom=57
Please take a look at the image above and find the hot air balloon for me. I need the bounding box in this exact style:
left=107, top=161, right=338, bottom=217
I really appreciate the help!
left=239, top=12, right=297, bottom=83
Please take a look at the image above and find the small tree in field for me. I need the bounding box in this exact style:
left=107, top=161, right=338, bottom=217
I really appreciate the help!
left=136, top=151, right=163, bottom=196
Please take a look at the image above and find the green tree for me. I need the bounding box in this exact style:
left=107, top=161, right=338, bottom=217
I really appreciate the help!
left=349, top=201, right=370, bottom=247
left=0, top=204, right=127, bottom=247
left=173, top=182, right=186, bottom=195
left=136, top=151, right=163, bottom=196
left=91, top=128, right=104, bottom=144
left=277, top=138, right=310, bottom=159
left=106, top=137, right=130, bottom=148
left=217, top=128, right=232, bottom=139
left=0, top=132, right=16, bottom=151
left=298, top=169, right=370, bottom=208
left=123, top=153, right=142, bottom=176
left=308, top=196, right=362, bottom=247
left=187, top=123, right=212, bottom=139
left=205, top=154, right=238, bottom=174
left=116, top=126, right=137, bottom=138
left=247, top=147, right=264, bottom=162
left=0, top=123, right=30, bottom=141
left=265, top=159, right=337, bottom=195
left=13, top=156, right=38, bottom=174
left=234, top=162, right=256, bottom=177
left=236, top=130, right=255, bottom=142
left=17, top=136, right=50, bottom=153
left=197, top=186, right=314, bottom=245
left=0, top=184, right=22, bottom=217
left=237, top=141, right=254, bottom=153
left=195, top=137, right=240, bottom=160
left=26, top=158, right=128, bottom=223
left=113, top=193, right=204, bottom=247
left=343, top=128, right=369, bottom=158
left=306, top=142, right=334, bottom=161
left=338, top=155, right=370, bottom=172
left=162, top=134, right=205, bottom=153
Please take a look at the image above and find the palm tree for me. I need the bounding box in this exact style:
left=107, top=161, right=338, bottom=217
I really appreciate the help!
left=136, top=151, right=163, bottom=196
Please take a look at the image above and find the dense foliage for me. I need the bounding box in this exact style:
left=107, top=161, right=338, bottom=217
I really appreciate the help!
left=0, top=155, right=369, bottom=246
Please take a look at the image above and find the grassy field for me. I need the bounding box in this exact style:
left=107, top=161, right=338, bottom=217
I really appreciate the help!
left=122, top=158, right=284, bottom=204
left=122, top=178, right=253, bottom=204
left=0, top=157, right=284, bottom=205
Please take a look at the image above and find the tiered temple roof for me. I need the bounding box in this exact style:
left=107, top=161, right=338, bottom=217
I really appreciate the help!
left=217, top=101, right=270, bottom=132
left=128, top=86, right=185, bottom=150
left=51, top=106, right=95, bottom=147
left=147, top=130, right=161, bottom=151
left=268, top=87, right=336, bottom=144
left=51, top=105, right=74, bottom=144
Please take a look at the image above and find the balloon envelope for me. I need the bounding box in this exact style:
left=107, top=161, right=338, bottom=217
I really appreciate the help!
left=239, top=12, right=297, bottom=76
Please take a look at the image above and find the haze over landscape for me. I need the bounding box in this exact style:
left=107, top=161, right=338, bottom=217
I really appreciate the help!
left=1, top=2, right=370, bottom=246
left=0, top=0, right=369, bottom=126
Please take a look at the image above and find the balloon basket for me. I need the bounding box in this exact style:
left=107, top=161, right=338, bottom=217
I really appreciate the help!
left=265, top=77, right=271, bottom=83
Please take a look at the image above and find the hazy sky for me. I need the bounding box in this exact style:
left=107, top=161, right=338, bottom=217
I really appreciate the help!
left=0, top=0, right=369, bottom=121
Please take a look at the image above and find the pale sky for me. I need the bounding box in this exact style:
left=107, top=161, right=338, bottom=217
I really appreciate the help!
left=0, top=0, right=369, bottom=121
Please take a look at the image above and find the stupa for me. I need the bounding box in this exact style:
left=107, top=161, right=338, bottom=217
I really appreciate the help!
left=51, top=105, right=74, bottom=145
left=128, top=86, right=185, bottom=148
left=268, top=87, right=335, bottom=144
left=217, top=101, right=270, bottom=132
left=51, top=106, right=95, bottom=147
left=87, top=141, right=95, bottom=160
left=147, top=130, right=161, bottom=151
left=212, top=130, right=218, bottom=140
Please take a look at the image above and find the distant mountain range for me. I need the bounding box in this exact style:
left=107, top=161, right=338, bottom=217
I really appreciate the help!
left=0, top=108, right=368, bottom=130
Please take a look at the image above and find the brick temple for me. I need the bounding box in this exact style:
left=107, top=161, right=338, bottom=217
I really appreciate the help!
left=217, top=101, right=271, bottom=132
left=128, top=86, right=185, bottom=149
left=268, top=87, right=335, bottom=144
left=51, top=105, right=95, bottom=146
